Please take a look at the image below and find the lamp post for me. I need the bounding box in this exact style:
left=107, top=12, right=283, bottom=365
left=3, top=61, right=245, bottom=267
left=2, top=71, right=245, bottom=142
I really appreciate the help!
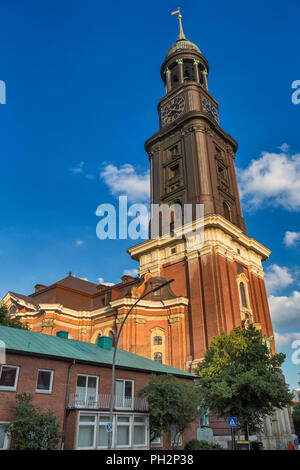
left=107, top=278, right=174, bottom=449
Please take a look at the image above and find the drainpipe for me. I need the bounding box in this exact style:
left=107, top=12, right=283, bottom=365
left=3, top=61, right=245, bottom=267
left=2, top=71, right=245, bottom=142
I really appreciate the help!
left=61, top=359, right=76, bottom=450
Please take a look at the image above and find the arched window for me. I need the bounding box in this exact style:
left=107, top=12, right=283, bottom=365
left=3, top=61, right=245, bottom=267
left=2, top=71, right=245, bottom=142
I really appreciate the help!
left=223, top=201, right=231, bottom=221
left=154, top=336, right=162, bottom=345
left=154, top=352, right=162, bottom=363
left=240, top=282, right=247, bottom=308
left=9, top=306, right=18, bottom=314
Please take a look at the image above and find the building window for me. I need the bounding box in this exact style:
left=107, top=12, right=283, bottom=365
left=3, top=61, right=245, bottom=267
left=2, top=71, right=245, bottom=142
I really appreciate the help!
left=171, top=424, right=182, bottom=446
left=115, top=379, right=134, bottom=410
left=0, top=365, right=19, bottom=392
left=77, top=415, right=96, bottom=449
left=240, top=282, right=247, bottom=308
left=154, top=336, right=162, bottom=345
left=116, top=416, right=131, bottom=447
left=0, top=424, right=9, bottom=450
left=98, top=414, right=114, bottom=449
left=169, top=144, right=180, bottom=159
left=154, top=352, right=163, bottom=363
left=75, top=375, right=99, bottom=408
left=133, top=416, right=147, bottom=446
left=223, top=201, right=231, bottom=221
left=9, top=306, right=18, bottom=314
left=237, top=264, right=243, bottom=274
left=35, top=369, right=53, bottom=394
left=151, top=435, right=162, bottom=446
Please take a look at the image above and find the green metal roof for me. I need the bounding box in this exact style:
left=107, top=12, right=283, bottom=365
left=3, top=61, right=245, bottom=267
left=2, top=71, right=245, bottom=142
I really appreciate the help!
left=0, top=325, right=194, bottom=378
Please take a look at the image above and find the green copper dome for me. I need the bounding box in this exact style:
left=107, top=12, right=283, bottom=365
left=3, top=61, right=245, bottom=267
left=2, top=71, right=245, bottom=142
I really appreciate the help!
left=166, top=38, right=201, bottom=58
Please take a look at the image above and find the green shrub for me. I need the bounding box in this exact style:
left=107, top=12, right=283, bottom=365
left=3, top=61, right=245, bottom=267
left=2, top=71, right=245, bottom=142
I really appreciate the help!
left=185, top=439, right=223, bottom=450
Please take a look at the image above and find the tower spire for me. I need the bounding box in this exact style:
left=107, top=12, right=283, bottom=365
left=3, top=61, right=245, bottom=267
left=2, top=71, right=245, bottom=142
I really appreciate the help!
left=171, top=7, right=186, bottom=40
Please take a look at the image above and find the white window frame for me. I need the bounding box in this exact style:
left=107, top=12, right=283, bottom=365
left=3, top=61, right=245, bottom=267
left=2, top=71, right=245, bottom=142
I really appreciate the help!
left=0, top=365, right=20, bottom=392
left=133, top=415, right=147, bottom=447
left=0, top=423, right=10, bottom=450
left=97, top=413, right=115, bottom=449
left=77, top=413, right=97, bottom=450
left=75, top=374, right=99, bottom=408
left=35, top=369, right=54, bottom=394
left=115, top=379, right=134, bottom=410
left=116, top=415, right=132, bottom=448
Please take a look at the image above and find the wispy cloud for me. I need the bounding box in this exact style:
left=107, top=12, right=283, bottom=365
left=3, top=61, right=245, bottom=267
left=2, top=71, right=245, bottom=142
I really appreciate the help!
left=284, top=231, right=300, bottom=247
left=238, top=146, right=300, bottom=211
left=69, top=162, right=96, bottom=179
left=70, top=161, right=85, bottom=174
left=75, top=240, right=84, bottom=246
left=100, top=164, right=150, bottom=203
left=265, top=264, right=294, bottom=295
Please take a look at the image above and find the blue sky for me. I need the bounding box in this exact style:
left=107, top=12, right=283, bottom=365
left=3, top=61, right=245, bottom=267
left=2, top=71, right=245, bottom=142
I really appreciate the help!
left=0, top=0, right=299, bottom=388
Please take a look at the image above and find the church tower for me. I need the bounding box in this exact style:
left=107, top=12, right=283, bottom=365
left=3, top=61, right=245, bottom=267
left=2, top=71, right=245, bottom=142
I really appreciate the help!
left=129, top=14, right=275, bottom=370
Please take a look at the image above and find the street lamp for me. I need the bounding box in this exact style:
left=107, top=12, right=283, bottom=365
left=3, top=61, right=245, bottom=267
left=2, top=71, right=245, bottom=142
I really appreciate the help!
left=107, top=277, right=174, bottom=449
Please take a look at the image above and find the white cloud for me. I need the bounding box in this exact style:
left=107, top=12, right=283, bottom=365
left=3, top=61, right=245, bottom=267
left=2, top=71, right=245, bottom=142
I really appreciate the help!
left=85, top=174, right=96, bottom=180
left=269, top=290, right=300, bottom=326
left=100, top=164, right=150, bottom=203
left=238, top=148, right=300, bottom=211
left=75, top=240, right=84, bottom=246
left=123, top=268, right=138, bottom=278
left=80, top=277, right=89, bottom=281
left=265, top=264, right=294, bottom=295
left=284, top=231, right=300, bottom=247
left=97, top=277, right=115, bottom=286
left=274, top=331, right=300, bottom=347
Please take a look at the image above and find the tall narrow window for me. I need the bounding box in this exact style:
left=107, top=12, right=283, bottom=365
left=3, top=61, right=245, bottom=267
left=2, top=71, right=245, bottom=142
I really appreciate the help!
left=75, top=375, right=98, bottom=408
left=134, top=416, right=147, bottom=446
left=77, top=415, right=96, bottom=449
left=116, top=416, right=131, bottom=447
left=115, top=379, right=134, bottom=409
left=240, top=282, right=247, bottom=308
left=223, top=201, right=231, bottom=221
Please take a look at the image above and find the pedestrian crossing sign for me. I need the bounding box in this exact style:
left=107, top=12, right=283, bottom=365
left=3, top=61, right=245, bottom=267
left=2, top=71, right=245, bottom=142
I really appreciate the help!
left=227, top=417, right=238, bottom=428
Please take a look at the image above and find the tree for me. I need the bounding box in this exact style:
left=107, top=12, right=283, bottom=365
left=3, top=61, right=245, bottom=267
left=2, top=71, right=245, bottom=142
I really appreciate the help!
left=138, top=374, right=200, bottom=448
left=196, top=325, right=293, bottom=440
left=0, top=305, right=28, bottom=329
left=4, top=393, right=62, bottom=450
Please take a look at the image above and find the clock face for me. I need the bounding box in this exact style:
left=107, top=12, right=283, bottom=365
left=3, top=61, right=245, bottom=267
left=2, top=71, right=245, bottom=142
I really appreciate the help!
left=202, top=97, right=219, bottom=122
left=161, top=95, right=185, bottom=124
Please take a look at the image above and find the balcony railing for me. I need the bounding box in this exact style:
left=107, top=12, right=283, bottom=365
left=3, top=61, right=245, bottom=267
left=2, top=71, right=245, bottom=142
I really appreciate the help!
left=67, top=393, right=149, bottom=412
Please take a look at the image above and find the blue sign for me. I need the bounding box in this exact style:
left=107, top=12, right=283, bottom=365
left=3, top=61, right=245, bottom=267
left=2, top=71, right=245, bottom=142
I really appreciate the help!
left=227, top=417, right=238, bottom=428
left=106, top=422, right=113, bottom=433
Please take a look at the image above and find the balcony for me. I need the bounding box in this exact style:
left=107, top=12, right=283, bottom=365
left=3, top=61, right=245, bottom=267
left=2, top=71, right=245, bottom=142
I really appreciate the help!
left=67, top=393, right=149, bottom=412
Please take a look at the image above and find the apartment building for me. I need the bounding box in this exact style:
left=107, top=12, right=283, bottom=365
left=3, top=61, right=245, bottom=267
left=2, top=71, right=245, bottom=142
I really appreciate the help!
left=0, top=325, right=197, bottom=450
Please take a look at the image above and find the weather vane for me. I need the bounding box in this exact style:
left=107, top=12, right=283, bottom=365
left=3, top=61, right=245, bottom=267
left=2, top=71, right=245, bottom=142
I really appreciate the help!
left=171, top=6, right=182, bottom=19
